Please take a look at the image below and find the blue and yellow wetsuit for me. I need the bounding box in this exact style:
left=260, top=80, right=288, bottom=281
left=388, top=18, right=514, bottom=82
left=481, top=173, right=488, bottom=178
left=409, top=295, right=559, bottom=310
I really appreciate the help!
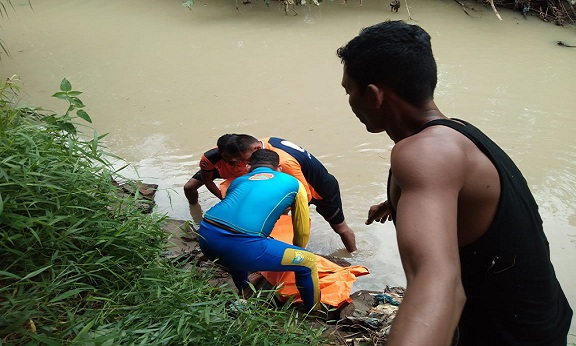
left=198, top=166, right=320, bottom=310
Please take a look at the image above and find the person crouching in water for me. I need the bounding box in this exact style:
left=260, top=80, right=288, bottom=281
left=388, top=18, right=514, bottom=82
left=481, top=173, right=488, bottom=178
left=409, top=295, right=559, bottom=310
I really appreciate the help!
left=198, top=149, right=321, bottom=311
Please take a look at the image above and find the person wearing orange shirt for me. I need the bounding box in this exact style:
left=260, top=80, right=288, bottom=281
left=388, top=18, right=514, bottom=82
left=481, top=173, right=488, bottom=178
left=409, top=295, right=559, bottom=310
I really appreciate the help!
left=220, top=134, right=357, bottom=253
left=183, top=134, right=247, bottom=204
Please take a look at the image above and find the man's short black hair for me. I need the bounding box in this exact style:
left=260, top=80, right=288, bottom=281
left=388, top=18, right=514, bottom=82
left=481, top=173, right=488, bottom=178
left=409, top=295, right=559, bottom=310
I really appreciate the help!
left=336, top=20, right=437, bottom=105
left=220, top=134, right=259, bottom=158
left=250, top=149, right=279, bottom=168
left=216, top=134, right=235, bottom=152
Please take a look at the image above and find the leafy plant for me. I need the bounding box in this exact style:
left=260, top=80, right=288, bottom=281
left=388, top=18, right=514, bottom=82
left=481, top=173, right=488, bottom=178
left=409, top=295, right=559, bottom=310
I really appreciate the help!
left=0, top=78, right=327, bottom=345
left=0, top=76, right=165, bottom=343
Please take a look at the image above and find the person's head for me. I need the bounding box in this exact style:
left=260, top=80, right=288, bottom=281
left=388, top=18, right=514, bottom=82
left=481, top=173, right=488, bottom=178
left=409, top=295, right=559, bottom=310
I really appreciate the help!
left=221, top=134, right=261, bottom=163
left=217, top=134, right=243, bottom=166
left=248, top=149, right=279, bottom=172
left=337, top=20, right=437, bottom=109
left=217, top=134, right=234, bottom=152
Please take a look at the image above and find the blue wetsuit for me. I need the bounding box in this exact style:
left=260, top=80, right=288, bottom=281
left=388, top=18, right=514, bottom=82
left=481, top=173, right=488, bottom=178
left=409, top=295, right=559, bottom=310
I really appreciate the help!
left=198, top=167, right=320, bottom=310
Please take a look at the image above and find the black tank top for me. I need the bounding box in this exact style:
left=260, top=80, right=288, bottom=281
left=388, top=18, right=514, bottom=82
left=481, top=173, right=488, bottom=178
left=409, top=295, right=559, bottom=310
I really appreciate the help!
left=387, top=119, right=572, bottom=345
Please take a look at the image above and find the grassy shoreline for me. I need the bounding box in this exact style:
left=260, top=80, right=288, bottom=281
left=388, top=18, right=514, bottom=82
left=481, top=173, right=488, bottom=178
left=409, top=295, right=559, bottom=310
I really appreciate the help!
left=0, top=78, right=327, bottom=345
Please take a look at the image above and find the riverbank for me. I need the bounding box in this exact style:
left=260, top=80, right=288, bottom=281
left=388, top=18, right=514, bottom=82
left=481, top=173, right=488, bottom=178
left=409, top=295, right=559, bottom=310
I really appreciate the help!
left=161, top=216, right=404, bottom=345
left=128, top=179, right=402, bottom=345
left=470, top=0, right=576, bottom=25
left=3, top=1, right=574, bottom=342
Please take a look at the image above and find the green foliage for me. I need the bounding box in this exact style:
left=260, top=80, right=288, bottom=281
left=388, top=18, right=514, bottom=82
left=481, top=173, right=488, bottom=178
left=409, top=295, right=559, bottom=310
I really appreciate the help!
left=0, top=78, right=326, bottom=345
left=0, top=76, right=166, bottom=343
left=87, top=267, right=324, bottom=345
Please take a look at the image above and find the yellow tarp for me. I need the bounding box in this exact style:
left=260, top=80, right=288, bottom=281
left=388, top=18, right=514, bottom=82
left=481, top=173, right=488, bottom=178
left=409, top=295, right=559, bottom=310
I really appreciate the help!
left=260, top=215, right=369, bottom=308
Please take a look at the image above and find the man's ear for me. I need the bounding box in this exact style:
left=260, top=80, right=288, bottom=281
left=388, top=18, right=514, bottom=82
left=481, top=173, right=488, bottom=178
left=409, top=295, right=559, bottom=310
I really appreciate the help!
left=366, top=83, right=384, bottom=108
left=277, top=166, right=283, bottom=172
left=246, top=164, right=252, bottom=172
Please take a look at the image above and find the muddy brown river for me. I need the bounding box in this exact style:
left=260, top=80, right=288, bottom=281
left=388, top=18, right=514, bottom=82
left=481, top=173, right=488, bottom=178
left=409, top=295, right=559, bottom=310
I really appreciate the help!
left=2, top=0, right=575, bottom=341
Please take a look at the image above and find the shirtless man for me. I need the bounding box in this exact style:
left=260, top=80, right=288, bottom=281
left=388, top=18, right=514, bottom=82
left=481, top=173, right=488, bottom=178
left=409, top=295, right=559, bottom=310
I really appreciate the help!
left=337, top=20, right=572, bottom=345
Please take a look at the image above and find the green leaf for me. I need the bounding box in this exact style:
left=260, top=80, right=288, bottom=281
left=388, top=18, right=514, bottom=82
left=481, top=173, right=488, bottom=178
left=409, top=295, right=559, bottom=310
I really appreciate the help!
left=76, top=109, right=92, bottom=123
left=52, top=91, right=69, bottom=100
left=42, top=115, right=57, bottom=125
left=0, top=270, right=21, bottom=280
left=70, top=97, right=85, bottom=108
left=49, top=287, right=90, bottom=303
left=71, top=319, right=96, bottom=342
left=60, top=122, right=77, bottom=135
left=60, top=78, right=72, bottom=92
left=21, top=265, right=52, bottom=280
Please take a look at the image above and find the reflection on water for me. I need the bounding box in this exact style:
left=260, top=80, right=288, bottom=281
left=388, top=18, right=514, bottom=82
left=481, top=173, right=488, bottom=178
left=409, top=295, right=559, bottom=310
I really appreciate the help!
left=3, top=0, right=576, bottom=341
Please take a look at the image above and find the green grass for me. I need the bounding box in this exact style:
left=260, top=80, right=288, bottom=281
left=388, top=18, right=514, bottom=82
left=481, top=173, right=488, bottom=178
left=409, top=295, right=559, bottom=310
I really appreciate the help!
left=0, top=77, right=327, bottom=345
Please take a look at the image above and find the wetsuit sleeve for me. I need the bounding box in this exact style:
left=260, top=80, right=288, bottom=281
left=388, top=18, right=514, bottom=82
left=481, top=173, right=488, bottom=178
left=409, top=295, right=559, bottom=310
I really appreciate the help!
left=281, top=159, right=312, bottom=203
left=291, top=181, right=311, bottom=248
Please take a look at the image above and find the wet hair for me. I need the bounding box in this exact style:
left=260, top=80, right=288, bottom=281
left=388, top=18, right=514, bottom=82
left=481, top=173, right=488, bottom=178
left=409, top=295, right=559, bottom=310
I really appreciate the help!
left=336, top=20, right=437, bottom=105
left=221, top=134, right=259, bottom=158
left=249, top=149, right=279, bottom=169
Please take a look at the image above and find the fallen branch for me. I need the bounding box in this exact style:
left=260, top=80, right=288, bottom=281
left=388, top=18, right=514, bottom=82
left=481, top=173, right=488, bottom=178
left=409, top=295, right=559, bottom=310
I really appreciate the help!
left=404, top=0, right=413, bottom=19
left=454, top=0, right=472, bottom=15
left=557, top=40, right=576, bottom=47
left=488, top=0, right=503, bottom=19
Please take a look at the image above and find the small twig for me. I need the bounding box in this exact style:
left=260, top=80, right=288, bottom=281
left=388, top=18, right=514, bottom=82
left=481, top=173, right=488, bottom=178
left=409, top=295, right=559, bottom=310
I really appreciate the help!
left=454, top=0, right=472, bottom=16
left=404, top=0, right=412, bottom=19
left=345, top=336, right=371, bottom=345
left=488, top=0, right=503, bottom=20
left=557, top=40, right=576, bottom=48
left=558, top=0, right=574, bottom=23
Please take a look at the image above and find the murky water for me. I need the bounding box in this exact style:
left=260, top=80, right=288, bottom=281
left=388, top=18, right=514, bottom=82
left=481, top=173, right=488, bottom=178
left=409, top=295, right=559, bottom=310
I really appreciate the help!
left=3, top=0, right=576, bottom=341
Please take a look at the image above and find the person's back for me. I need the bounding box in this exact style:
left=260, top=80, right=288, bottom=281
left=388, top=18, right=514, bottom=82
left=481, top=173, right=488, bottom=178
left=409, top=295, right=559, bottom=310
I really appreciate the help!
left=204, top=166, right=302, bottom=237
left=198, top=149, right=319, bottom=310
left=220, top=134, right=358, bottom=252
left=262, top=137, right=332, bottom=201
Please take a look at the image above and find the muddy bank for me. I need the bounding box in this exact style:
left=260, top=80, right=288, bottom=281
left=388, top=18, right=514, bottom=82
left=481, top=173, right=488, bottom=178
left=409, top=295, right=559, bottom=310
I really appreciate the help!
left=484, top=0, right=576, bottom=25
left=162, top=216, right=403, bottom=345
left=121, top=181, right=403, bottom=345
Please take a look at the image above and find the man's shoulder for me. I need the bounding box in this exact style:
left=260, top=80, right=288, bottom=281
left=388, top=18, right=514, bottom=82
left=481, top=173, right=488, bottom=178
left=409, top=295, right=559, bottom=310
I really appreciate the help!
left=396, top=125, right=468, bottom=156
left=391, top=129, right=470, bottom=181
left=202, top=147, right=222, bottom=164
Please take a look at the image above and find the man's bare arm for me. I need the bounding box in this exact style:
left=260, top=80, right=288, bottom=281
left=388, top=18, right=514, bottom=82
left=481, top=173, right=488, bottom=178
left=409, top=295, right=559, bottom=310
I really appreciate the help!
left=386, top=137, right=466, bottom=346
left=201, top=170, right=223, bottom=200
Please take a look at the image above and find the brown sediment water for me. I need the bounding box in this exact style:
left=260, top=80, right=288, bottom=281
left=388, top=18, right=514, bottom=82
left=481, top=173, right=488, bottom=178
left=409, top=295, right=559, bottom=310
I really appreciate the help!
left=2, top=0, right=575, bottom=340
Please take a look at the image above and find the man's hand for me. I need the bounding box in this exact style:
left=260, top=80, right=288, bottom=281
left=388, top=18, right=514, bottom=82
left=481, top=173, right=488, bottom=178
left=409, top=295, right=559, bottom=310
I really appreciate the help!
left=366, top=201, right=392, bottom=225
